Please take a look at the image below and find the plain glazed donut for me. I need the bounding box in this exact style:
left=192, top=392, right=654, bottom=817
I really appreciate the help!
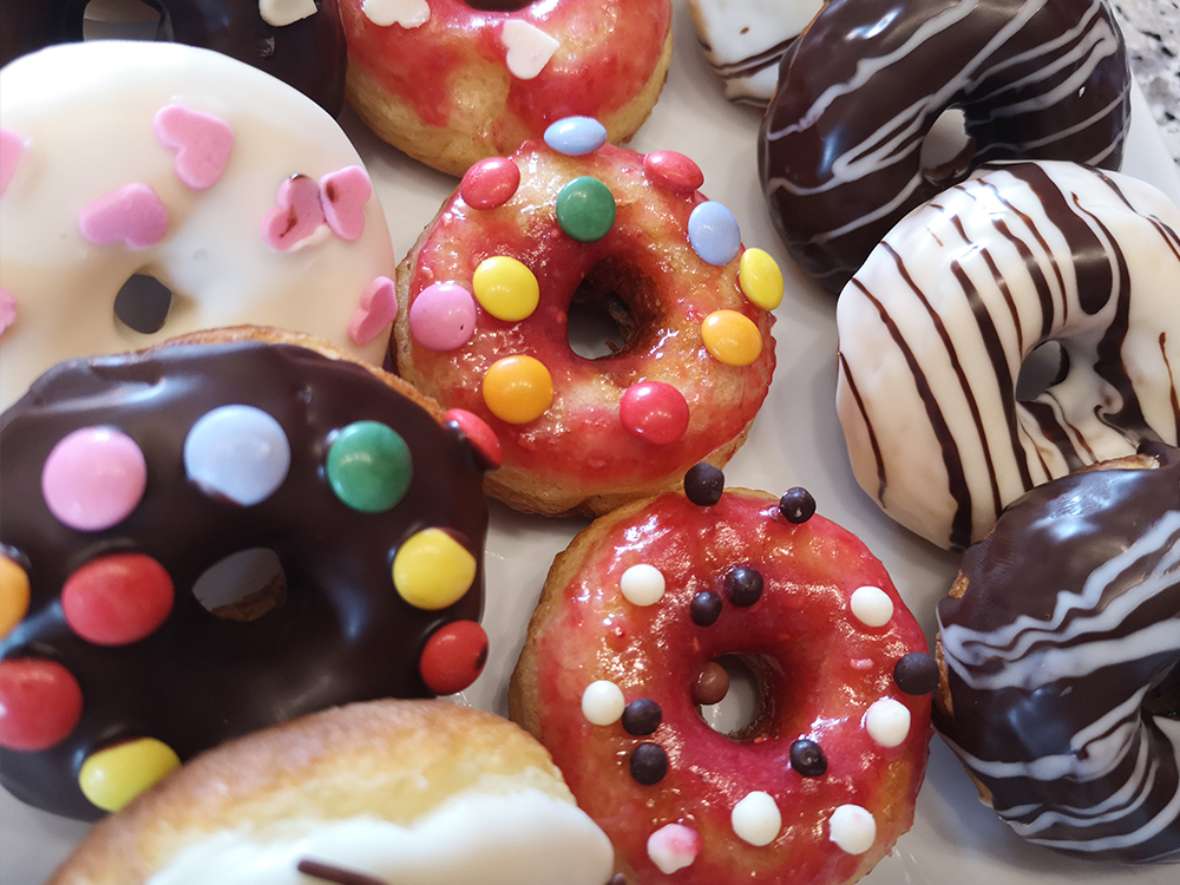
left=0, top=328, right=493, bottom=820
left=511, top=477, right=934, bottom=884
left=836, top=161, right=1180, bottom=550
left=394, top=127, right=779, bottom=516
left=51, top=701, right=616, bottom=884
left=758, top=0, right=1130, bottom=293
left=339, top=0, right=673, bottom=175
left=0, top=40, right=395, bottom=407
left=936, top=444, right=1180, bottom=863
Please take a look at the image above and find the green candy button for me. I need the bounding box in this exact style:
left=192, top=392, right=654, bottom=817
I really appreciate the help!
left=326, top=421, right=412, bottom=513
left=556, top=176, right=616, bottom=243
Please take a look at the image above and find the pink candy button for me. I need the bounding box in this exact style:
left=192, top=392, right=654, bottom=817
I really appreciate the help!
left=620, top=381, right=690, bottom=445
left=643, top=151, right=704, bottom=195
left=460, top=157, right=521, bottom=211
left=42, top=427, right=147, bottom=532
left=409, top=282, right=478, bottom=351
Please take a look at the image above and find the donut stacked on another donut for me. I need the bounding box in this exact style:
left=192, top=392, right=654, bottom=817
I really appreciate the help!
left=339, top=0, right=673, bottom=175
left=0, top=328, right=495, bottom=820
left=394, top=120, right=781, bottom=515
left=936, top=443, right=1180, bottom=863
left=511, top=470, right=934, bottom=883
left=758, top=0, right=1130, bottom=293
left=836, top=161, right=1180, bottom=549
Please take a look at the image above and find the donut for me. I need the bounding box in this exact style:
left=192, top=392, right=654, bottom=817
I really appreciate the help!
left=835, top=160, right=1180, bottom=550
left=338, top=1, right=673, bottom=175
left=758, top=0, right=1131, bottom=292
left=0, top=327, right=494, bottom=820
left=394, top=125, right=780, bottom=516
left=935, top=443, right=1180, bottom=863
left=0, top=0, right=346, bottom=114
left=510, top=472, right=934, bottom=883
left=50, top=700, right=616, bottom=884
left=0, top=40, right=395, bottom=408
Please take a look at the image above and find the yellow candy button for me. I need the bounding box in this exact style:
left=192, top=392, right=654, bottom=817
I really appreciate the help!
left=739, top=248, right=784, bottom=310
left=472, top=256, right=540, bottom=322
left=0, top=554, right=30, bottom=639
left=482, top=355, right=553, bottom=424
left=701, top=310, right=763, bottom=367
left=393, top=528, right=477, bottom=611
left=79, top=738, right=180, bottom=812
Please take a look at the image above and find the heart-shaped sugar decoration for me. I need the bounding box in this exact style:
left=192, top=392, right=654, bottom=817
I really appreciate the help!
left=0, top=288, right=16, bottom=336
left=263, top=175, right=325, bottom=251
left=348, top=276, right=398, bottom=345
left=259, top=0, right=318, bottom=28
left=362, top=0, right=430, bottom=28
left=153, top=105, right=234, bottom=191
left=501, top=20, right=559, bottom=80
left=320, top=165, right=371, bottom=241
left=79, top=183, right=169, bottom=249
left=0, top=129, right=27, bottom=197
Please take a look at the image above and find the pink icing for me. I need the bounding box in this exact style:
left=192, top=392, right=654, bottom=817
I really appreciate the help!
left=0, top=130, right=25, bottom=196
left=153, top=104, right=234, bottom=191
left=408, top=281, right=477, bottom=351
left=78, top=183, right=169, bottom=249
left=0, top=288, right=15, bottom=336
left=41, top=427, right=147, bottom=532
left=263, top=175, right=324, bottom=251
left=348, top=276, right=398, bottom=346
left=320, top=165, right=371, bottom=241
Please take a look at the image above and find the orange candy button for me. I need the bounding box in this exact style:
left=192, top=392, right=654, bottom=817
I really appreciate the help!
left=482, top=355, right=554, bottom=424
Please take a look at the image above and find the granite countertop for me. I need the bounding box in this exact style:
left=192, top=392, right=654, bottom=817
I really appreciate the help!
left=1114, top=0, right=1180, bottom=163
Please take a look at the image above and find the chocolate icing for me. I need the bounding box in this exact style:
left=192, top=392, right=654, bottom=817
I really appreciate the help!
left=0, top=340, right=488, bottom=820
left=758, top=0, right=1130, bottom=293
left=0, top=0, right=345, bottom=115
left=937, top=444, right=1180, bottom=862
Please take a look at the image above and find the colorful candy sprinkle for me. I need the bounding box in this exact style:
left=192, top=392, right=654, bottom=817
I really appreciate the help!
left=688, top=201, right=741, bottom=266
left=739, top=248, right=785, bottom=310
left=850, top=585, right=894, bottom=628
left=732, top=791, right=782, bottom=846
left=790, top=738, right=828, bottom=777
left=544, top=116, right=607, bottom=156
left=779, top=487, right=816, bottom=523
left=829, top=804, right=876, bottom=855
left=482, top=355, right=553, bottom=424
left=619, top=381, right=689, bottom=445
left=620, top=563, right=665, bottom=607
left=622, top=698, right=662, bottom=736
left=460, top=156, right=521, bottom=210
left=581, top=680, right=625, bottom=726
left=393, top=528, right=477, bottom=611
left=630, top=742, right=669, bottom=785
left=444, top=408, right=503, bottom=469
left=556, top=176, right=616, bottom=242
left=894, top=652, right=938, bottom=695
left=327, top=421, right=412, bottom=513
left=79, top=738, right=180, bottom=812
left=42, top=427, right=147, bottom=531
left=184, top=405, right=290, bottom=507
left=647, top=824, right=700, bottom=875
left=153, top=104, right=234, bottom=191
left=473, top=256, right=540, bottom=322
left=643, top=151, right=704, bottom=195
left=0, top=660, right=83, bottom=751
left=419, top=620, right=489, bottom=695
left=701, top=309, right=763, bottom=367
left=320, top=165, right=372, bottom=241
left=62, top=554, right=174, bottom=646
left=0, top=554, right=29, bottom=639
left=348, top=275, right=398, bottom=346
left=0, top=129, right=28, bottom=196
left=864, top=697, right=911, bottom=747
left=410, top=282, right=478, bottom=351
left=684, top=463, right=724, bottom=506
left=79, top=183, right=169, bottom=249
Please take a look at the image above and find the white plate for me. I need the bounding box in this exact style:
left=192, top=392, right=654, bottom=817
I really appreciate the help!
left=4, top=3, right=1180, bottom=882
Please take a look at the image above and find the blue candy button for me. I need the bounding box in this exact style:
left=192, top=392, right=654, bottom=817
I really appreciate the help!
left=543, top=117, right=607, bottom=157
left=688, top=201, right=742, bottom=267
left=184, top=405, right=291, bottom=507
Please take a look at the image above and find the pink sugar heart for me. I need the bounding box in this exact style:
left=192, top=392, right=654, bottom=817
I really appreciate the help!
left=78, top=183, right=169, bottom=249
left=153, top=104, right=234, bottom=191
left=263, top=174, right=325, bottom=251
left=348, top=276, right=398, bottom=345
left=0, top=288, right=16, bottom=336
left=0, top=129, right=27, bottom=197
left=320, top=165, right=371, bottom=241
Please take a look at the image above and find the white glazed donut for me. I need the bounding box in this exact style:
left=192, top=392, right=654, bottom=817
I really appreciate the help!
left=836, top=160, right=1180, bottom=549
left=0, top=40, right=396, bottom=407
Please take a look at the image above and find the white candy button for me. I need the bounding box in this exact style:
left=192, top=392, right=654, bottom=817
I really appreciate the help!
left=731, top=791, right=781, bottom=846
left=850, top=585, right=893, bottom=627
left=620, top=563, right=666, bottom=606
left=184, top=405, right=290, bottom=506
left=829, top=804, right=876, bottom=855
left=864, top=697, right=911, bottom=747
left=581, top=680, right=625, bottom=726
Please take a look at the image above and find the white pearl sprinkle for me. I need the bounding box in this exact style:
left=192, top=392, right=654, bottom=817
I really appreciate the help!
left=620, top=563, right=666, bottom=606
left=864, top=697, right=911, bottom=747
left=829, top=804, right=876, bottom=855
left=580, top=680, right=625, bottom=726
left=646, top=823, right=700, bottom=874
left=731, top=791, right=781, bottom=846
left=850, top=585, right=893, bottom=627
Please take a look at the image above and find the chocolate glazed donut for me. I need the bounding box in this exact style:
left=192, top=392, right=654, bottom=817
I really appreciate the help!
left=0, top=0, right=345, bottom=115
left=758, top=0, right=1130, bottom=293
left=936, top=444, right=1180, bottom=862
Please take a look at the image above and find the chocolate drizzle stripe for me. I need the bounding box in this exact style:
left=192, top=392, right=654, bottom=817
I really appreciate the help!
left=978, top=244, right=1024, bottom=352
left=1149, top=216, right=1180, bottom=263
left=1023, top=398, right=1085, bottom=471
left=839, top=352, right=887, bottom=504
left=297, top=858, right=388, bottom=885
left=1160, top=333, right=1180, bottom=444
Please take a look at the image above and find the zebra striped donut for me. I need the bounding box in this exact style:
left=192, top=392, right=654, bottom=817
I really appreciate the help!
left=936, top=443, right=1180, bottom=863
left=835, top=161, right=1180, bottom=550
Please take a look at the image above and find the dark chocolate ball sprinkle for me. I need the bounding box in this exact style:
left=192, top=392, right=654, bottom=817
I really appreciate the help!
left=694, top=661, right=730, bottom=706
left=690, top=589, right=723, bottom=626
left=789, top=738, right=828, bottom=777
left=724, top=566, right=763, bottom=606
left=607, top=876, right=627, bottom=885
left=684, top=462, right=724, bottom=506
left=629, top=742, right=669, bottom=785
left=894, top=652, right=939, bottom=695
left=779, top=487, right=816, bottom=523
left=622, top=698, right=662, bottom=736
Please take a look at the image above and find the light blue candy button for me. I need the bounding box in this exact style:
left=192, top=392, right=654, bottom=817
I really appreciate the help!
left=688, top=201, right=741, bottom=267
left=184, top=405, right=291, bottom=507
left=543, top=117, right=607, bottom=157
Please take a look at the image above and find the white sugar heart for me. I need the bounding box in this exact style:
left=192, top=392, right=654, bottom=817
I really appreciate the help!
left=258, top=0, right=318, bottom=28
left=362, top=0, right=430, bottom=29
left=501, top=20, right=559, bottom=80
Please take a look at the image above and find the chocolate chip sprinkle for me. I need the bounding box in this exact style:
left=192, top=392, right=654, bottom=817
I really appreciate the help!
left=622, top=698, right=662, bottom=736
left=789, top=738, right=828, bottom=777
left=694, top=661, right=730, bottom=706
left=684, top=463, right=724, bottom=506
left=629, top=741, right=669, bottom=785
left=893, top=651, right=939, bottom=695
left=690, top=589, right=723, bottom=626
left=296, top=858, right=387, bottom=885
left=724, top=566, right=763, bottom=606
left=779, top=487, right=816, bottom=523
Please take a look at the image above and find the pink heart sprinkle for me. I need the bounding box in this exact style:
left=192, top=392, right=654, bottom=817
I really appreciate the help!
left=79, top=183, right=169, bottom=249
left=348, top=276, right=398, bottom=346
left=0, top=130, right=28, bottom=197
left=153, top=104, right=234, bottom=191
left=320, top=165, right=371, bottom=241
left=0, top=288, right=16, bottom=336
left=263, top=175, right=325, bottom=251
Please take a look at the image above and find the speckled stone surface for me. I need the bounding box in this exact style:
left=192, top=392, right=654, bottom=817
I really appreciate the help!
left=1114, top=0, right=1180, bottom=163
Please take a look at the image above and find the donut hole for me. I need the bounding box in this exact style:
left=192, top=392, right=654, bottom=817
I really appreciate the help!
left=566, top=260, right=656, bottom=360
left=1144, top=661, right=1180, bottom=720
left=1016, top=341, right=1068, bottom=401
left=698, top=655, right=772, bottom=739
left=192, top=548, right=287, bottom=623
left=113, top=273, right=173, bottom=335
left=920, top=108, right=975, bottom=188
left=83, top=0, right=168, bottom=42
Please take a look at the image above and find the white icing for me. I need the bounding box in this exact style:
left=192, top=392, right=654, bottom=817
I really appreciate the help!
left=501, top=20, right=560, bottom=81
left=849, top=585, right=893, bottom=627
left=731, top=791, right=781, bottom=846
left=863, top=697, right=911, bottom=748
left=829, top=804, right=876, bottom=855
left=619, top=563, right=665, bottom=606
left=0, top=42, right=395, bottom=408
left=258, top=0, right=318, bottom=28
left=362, top=0, right=430, bottom=29
left=581, top=680, right=625, bottom=726
left=148, top=787, right=614, bottom=885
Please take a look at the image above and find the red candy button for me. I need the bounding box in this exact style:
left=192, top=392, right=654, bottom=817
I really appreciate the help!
left=62, top=554, right=174, bottom=646
left=0, top=660, right=83, bottom=750
left=643, top=151, right=704, bottom=195
left=620, top=381, right=690, bottom=445
left=444, top=408, right=503, bottom=469
left=420, top=620, right=488, bottom=695
left=460, top=157, right=521, bottom=211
